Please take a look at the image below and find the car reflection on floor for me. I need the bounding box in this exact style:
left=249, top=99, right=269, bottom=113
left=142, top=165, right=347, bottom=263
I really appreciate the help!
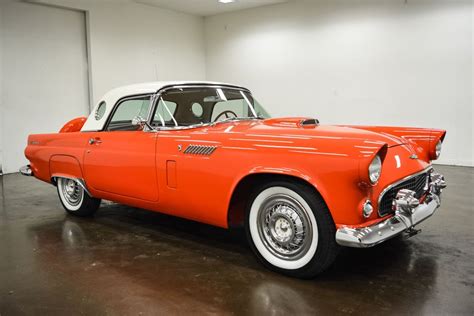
left=26, top=205, right=438, bottom=315
left=3, top=167, right=471, bottom=315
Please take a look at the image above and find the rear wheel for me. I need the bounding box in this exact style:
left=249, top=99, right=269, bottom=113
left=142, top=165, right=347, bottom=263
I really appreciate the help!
left=245, top=181, right=338, bottom=278
left=57, top=178, right=101, bottom=216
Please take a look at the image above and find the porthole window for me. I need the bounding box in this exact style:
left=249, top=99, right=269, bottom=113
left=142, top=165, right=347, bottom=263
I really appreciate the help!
left=95, top=101, right=106, bottom=120
left=191, top=102, right=203, bottom=118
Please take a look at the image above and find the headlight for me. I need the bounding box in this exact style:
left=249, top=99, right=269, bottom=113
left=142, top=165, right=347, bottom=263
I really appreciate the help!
left=368, top=155, right=382, bottom=184
left=435, top=140, right=442, bottom=159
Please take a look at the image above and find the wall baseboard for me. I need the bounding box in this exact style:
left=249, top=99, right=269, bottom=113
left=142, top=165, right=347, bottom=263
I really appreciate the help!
left=434, top=160, right=474, bottom=168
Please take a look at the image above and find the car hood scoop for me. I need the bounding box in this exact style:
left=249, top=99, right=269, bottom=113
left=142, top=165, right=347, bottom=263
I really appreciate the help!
left=263, top=117, right=319, bottom=128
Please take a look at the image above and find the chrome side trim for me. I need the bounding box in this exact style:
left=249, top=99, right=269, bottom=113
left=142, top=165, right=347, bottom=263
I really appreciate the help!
left=377, top=166, right=433, bottom=216
left=51, top=176, right=92, bottom=197
left=183, top=145, right=217, bottom=156
left=20, top=165, right=33, bottom=176
left=336, top=171, right=446, bottom=248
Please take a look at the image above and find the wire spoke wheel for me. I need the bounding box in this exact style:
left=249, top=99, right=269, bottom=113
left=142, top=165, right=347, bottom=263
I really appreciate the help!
left=257, top=194, right=313, bottom=261
left=57, top=178, right=85, bottom=211
left=246, top=182, right=338, bottom=278
left=57, top=177, right=100, bottom=216
left=61, top=179, right=83, bottom=207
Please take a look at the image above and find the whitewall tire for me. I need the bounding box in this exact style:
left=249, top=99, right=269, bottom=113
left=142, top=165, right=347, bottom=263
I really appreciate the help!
left=57, top=178, right=101, bottom=216
left=245, top=181, right=338, bottom=278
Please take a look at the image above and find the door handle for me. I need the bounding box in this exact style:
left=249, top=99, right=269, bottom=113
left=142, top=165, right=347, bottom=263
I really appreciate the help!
left=89, top=138, right=102, bottom=145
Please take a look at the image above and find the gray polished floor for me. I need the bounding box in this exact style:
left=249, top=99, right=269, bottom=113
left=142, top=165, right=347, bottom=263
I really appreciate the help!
left=0, top=165, right=473, bottom=315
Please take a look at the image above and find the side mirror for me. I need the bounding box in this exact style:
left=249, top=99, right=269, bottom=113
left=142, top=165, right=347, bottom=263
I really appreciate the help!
left=132, top=116, right=146, bottom=127
left=131, top=116, right=154, bottom=131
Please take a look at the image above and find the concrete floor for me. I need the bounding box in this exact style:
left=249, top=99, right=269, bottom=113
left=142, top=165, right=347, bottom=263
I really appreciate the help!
left=0, top=165, right=472, bottom=315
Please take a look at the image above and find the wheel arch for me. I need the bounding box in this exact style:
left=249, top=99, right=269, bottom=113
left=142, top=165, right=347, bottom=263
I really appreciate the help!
left=227, top=172, right=331, bottom=229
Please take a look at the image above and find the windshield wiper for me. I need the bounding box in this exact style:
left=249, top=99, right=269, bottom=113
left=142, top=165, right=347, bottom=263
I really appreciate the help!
left=214, top=116, right=264, bottom=125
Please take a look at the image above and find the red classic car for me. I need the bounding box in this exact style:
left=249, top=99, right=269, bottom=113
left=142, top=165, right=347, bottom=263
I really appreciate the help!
left=21, top=81, right=447, bottom=278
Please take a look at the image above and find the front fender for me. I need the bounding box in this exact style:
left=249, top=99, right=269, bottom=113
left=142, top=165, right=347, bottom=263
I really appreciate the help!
left=227, top=158, right=367, bottom=227
left=244, top=165, right=332, bottom=205
left=348, top=126, right=446, bottom=162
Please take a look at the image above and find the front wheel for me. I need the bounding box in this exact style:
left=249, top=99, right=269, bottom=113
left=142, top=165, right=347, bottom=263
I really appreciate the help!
left=245, top=181, right=338, bottom=278
left=57, top=178, right=101, bottom=216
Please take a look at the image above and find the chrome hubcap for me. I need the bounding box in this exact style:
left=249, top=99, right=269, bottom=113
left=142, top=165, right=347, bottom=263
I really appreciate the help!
left=61, top=179, right=83, bottom=207
left=257, top=194, right=312, bottom=260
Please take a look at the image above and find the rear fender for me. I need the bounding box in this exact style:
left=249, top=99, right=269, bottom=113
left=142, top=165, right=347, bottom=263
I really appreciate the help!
left=49, top=155, right=84, bottom=184
left=59, top=117, right=87, bottom=133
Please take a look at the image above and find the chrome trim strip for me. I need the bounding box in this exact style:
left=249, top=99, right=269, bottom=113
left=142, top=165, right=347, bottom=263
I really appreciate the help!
left=377, top=166, right=433, bottom=216
left=19, top=165, right=33, bottom=176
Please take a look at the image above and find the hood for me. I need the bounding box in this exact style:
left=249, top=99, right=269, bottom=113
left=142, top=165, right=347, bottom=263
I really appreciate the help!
left=259, top=117, right=407, bottom=148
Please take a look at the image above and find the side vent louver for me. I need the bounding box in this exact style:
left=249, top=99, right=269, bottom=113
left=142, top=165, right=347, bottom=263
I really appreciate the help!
left=183, top=145, right=217, bottom=156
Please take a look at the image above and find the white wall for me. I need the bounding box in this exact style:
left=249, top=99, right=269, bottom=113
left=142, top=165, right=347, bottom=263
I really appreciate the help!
left=472, top=3, right=474, bottom=165
left=1, top=0, right=471, bottom=171
left=0, top=3, right=3, bottom=174
left=35, top=0, right=206, bottom=105
left=1, top=1, right=90, bottom=174
left=205, top=0, right=473, bottom=166
left=0, top=0, right=206, bottom=173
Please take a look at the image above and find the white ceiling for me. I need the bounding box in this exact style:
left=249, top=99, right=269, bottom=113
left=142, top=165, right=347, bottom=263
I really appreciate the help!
left=133, top=0, right=288, bottom=17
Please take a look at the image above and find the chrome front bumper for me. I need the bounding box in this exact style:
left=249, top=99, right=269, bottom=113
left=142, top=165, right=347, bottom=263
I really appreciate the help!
left=336, top=172, right=447, bottom=248
left=19, top=165, right=33, bottom=176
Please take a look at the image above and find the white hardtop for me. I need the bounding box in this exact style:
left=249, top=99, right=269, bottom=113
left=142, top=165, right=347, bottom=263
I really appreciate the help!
left=81, top=81, right=246, bottom=132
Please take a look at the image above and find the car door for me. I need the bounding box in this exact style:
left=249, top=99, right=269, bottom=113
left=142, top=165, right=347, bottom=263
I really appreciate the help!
left=83, top=96, right=159, bottom=202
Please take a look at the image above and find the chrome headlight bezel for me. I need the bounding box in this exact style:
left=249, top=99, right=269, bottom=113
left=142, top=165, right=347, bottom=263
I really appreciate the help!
left=368, top=155, right=382, bottom=184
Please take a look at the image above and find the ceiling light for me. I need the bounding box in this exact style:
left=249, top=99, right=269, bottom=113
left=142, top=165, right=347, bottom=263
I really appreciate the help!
left=218, top=0, right=236, bottom=4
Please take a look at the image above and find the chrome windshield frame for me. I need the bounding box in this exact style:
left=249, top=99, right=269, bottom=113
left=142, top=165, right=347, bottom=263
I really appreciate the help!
left=146, top=84, right=259, bottom=131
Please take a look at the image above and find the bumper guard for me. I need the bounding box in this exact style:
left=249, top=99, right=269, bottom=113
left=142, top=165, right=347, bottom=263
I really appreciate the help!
left=19, top=165, right=33, bottom=176
left=336, top=172, right=447, bottom=248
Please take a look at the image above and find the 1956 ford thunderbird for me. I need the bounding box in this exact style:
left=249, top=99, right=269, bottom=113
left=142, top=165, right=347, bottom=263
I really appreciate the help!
left=21, top=81, right=447, bottom=278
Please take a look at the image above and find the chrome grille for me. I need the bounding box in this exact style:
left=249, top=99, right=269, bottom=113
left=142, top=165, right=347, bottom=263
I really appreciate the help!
left=378, top=170, right=430, bottom=216
left=183, top=145, right=217, bottom=156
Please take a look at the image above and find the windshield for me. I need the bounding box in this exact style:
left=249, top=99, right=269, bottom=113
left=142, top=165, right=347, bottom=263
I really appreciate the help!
left=151, top=87, right=270, bottom=127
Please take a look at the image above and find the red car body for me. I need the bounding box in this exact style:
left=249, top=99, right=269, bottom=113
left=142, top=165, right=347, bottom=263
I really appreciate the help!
left=25, top=118, right=445, bottom=228
left=21, top=81, right=447, bottom=277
